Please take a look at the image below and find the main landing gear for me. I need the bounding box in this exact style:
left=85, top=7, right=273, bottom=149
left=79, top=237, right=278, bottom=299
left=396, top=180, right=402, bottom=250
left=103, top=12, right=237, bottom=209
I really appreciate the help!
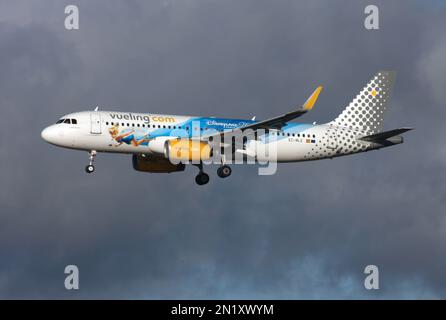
left=195, top=162, right=210, bottom=186
left=194, top=163, right=232, bottom=185
left=85, top=150, right=96, bottom=174
left=217, top=165, right=232, bottom=178
left=195, top=172, right=210, bottom=185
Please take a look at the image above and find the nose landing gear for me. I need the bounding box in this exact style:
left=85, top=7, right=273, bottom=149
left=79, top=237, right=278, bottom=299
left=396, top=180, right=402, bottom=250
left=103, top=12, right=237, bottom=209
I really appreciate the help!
left=85, top=150, right=97, bottom=174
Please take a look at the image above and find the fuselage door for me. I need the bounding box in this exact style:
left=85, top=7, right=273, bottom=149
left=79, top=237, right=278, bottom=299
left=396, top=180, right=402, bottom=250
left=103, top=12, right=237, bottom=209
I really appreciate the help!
left=90, top=112, right=102, bottom=134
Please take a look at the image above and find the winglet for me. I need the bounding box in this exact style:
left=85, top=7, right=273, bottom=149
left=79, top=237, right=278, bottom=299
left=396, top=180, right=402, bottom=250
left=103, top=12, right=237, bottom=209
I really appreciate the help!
left=303, top=86, right=323, bottom=110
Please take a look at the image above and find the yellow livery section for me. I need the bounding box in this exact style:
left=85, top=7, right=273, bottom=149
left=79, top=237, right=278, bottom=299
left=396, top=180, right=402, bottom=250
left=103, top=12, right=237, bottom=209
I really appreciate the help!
left=166, top=139, right=212, bottom=162
left=303, top=86, right=323, bottom=110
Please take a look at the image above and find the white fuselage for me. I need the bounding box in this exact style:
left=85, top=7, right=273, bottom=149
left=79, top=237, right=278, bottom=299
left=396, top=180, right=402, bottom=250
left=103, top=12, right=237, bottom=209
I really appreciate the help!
left=41, top=110, right=386, bottom=163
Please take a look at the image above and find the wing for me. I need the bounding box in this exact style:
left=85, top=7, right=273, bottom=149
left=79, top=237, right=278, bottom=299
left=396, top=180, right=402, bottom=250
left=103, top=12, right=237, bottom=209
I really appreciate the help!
left=200, top=86, right=323, bottom=142
left=239, top=85, right=322, bottom=131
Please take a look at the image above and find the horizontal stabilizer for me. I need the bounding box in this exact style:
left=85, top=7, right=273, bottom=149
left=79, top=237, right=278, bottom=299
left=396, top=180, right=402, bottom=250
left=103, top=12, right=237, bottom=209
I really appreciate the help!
left=359, top=127, right=413, bottom=142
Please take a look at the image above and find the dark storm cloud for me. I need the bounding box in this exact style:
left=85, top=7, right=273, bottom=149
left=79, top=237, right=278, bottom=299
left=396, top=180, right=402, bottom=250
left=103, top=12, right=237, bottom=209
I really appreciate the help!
left=0, top=0, right=445, bottom=298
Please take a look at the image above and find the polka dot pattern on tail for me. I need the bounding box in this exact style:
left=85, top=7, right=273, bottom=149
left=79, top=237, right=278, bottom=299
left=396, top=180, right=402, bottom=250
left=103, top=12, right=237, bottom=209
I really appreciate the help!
left=329, top=71, right=395, bottom=134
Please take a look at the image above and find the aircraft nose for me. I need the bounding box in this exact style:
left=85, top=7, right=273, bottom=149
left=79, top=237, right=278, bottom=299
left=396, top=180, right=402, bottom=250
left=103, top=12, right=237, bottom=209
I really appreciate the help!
left=41, top=127, right=50, bottom=141
left=41, top=125, right=60, bottom=144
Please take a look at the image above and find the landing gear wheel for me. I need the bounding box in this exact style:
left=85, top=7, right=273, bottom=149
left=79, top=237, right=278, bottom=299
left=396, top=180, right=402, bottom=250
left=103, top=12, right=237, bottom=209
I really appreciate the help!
left=217, top=165, right=232, bottom=178
left=195, top=173, right=210, bottom=185
left=85, top=150, right=97, bottom=174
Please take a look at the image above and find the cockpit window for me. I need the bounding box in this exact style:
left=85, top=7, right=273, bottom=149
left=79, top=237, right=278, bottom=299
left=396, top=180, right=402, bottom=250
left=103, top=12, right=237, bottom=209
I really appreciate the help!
left=56, top=118, right=78, bottom=124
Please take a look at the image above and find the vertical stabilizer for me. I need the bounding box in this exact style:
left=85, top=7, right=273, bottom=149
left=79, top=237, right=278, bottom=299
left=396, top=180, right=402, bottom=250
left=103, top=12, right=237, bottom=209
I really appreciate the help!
left=330, top=71, right=396, bottom=133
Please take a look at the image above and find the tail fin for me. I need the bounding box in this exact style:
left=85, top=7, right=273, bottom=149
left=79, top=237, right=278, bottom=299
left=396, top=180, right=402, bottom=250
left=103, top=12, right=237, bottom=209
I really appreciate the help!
left=330, top=71, right=396, bottom=134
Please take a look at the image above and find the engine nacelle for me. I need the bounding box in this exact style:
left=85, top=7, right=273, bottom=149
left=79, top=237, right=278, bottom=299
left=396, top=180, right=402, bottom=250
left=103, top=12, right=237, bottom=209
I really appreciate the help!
left=165, top=139, right=212, bottom=162
left=148, top=136, right=175, bottom=155
left=132, top=155, right=185, bottom=173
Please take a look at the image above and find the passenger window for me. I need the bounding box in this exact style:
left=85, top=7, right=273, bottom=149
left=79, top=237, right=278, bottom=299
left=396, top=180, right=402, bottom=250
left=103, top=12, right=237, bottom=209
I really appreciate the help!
left=106, top=122, right=109, bottom=125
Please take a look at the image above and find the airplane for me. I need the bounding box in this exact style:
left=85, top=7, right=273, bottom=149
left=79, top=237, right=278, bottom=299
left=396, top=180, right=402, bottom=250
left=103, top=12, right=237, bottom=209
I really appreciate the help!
left=41, top=71, right=412, bottom=185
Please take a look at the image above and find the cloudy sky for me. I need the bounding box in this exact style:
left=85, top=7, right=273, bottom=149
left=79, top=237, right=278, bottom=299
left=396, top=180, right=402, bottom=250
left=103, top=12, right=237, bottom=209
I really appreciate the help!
left=0, top=0, right=445, bottom=299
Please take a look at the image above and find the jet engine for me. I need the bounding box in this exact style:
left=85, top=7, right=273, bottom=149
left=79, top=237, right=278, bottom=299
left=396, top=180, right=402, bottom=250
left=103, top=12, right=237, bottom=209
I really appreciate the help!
left=165, top=139, right=212, bottom=162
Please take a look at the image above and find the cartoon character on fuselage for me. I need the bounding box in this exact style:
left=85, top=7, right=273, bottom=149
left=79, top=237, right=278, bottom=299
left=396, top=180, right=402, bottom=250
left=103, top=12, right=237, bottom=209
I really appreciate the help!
left=108, top=124, right=152, bottom=147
